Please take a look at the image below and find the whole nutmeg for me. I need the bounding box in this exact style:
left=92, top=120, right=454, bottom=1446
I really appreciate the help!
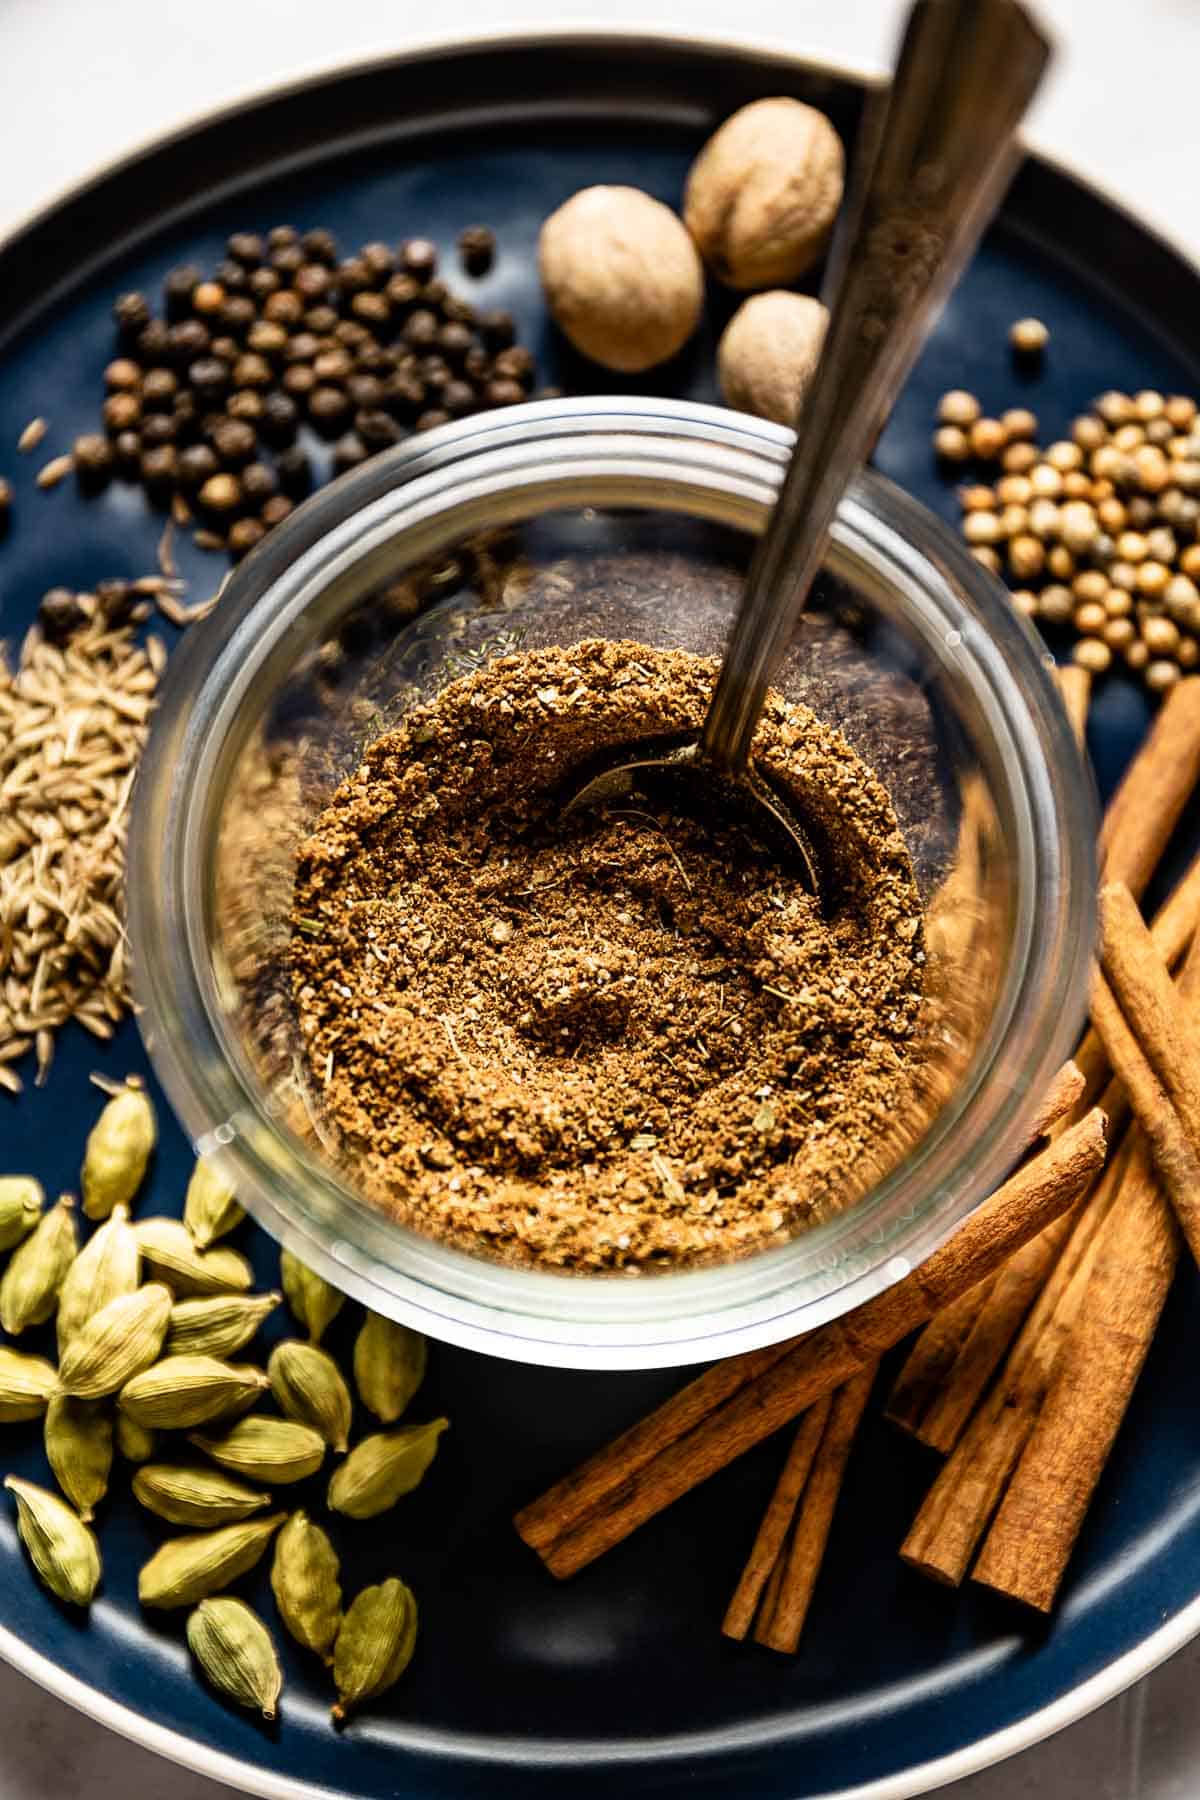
left=718, top=291, right=828, bottom=426
left=538, top=186, right=703, bottom=373
left=684, top=97, right=844, bottom=289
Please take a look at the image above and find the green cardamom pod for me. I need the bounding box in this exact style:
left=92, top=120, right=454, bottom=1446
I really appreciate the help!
left=189, top=1416, right=326, bottom=1485
left=138, top=1513, right=285, bottom=1609
left=119, top=1356, right=270, bottom=1429
left=44, top=1395, right=113, bottom=1522
left=58, top=1283, right=173, bottom=1399
left=353, top=1314, right=427, bottom=1423
left=0, top=1177, right=44, bottom=1251
left=5, top=1475, right=101, bottom=1606
left=82, top=1083, right=157, bottom=1220
left=135, top=1219, right=252, bottom=1298
left=0, top=1346, right=58, bottom=1421
left=327, top=1419, right=448, bottom=1521
left=166, top=1292, right=281, bottom=1360
left=0, top=1193, right=77, bottom=1334
left=56, top=1203, right=141, bottom=1355
left=116, top=1412, right=157, bottom=1464
left=268, top=1341, right=352, bottom=1453
left=183, top=1157, right=245, bottom=1250
left=133, top=1463, right=272, bottom=1527
left=280, top=1249, right=344, bottom=1344
left=270, top=1510, right=342, bottom=1664
left=332, top=1578, right=418, bottom=1722
left=188, top=1596, right=283, bottom=1719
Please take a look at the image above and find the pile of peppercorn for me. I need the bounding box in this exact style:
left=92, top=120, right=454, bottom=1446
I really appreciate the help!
left=71, top=224, right=541, bottom=559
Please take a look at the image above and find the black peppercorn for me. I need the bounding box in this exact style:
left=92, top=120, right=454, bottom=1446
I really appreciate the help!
left=347, top=373, right=385, bottom=411
left=463, top=345, right=488, bottom=383
left=267, top=225, right=299, bottom=250
left=228, top=517, right=266, bottom=559
left=209, top=335, right=240, bottom=365
left=336, top=257, right=370, bottom=296
left=209, top=417, right=258, bottom=467
left=361, top=241, right=396, bottom=281
left=71, top=434, right=114, bottom=491
left=141, top=367, right=179, bottom=411
left=313, top=347, right=353, bottom=384
left=228, top=231, right=265, bottom=266
left=215, top=258, right=249, bottom=295
left=416, top=354, right=452, bottom=391
left=95, top=578, right=136, bottom=625
left=104, top=357, right=143, bottom=392
left=140, top=413, right=178, bottom=449
left=172, top=391, right=200, bottom=442
left=220, top=295, right=257, bottom=336
left=163, top=264, right=202, bottom=322
left=307, top=385, right=352, bottom=437
left=415, top=408, right=451, bottom=432
left=140, top=444, right=178, bottom=502
left=275, top=445, right=312, bottom=498
left=270, top=244, right=305, bottom=278
left=458, top=224, right=495, bottom=276
left=227, top=389, right=265, bottom=424
left=294, top=263, right=331, bottom=302
left=485, top=377, right=526, bottom=408
left=247, top=319, right=289, bottom=359
left=333, top=319, right=370, bottom=351
left=177, top=443, right=219, bottom=491
left=401, top=238, right=438, bottom=280
left=112, top=430, right=142, bottom=476
left=356, top=409, right=401, bottom=449
left=304, top=303, right=339, bottom=335
left=385, top=272, right=422, bottom=313
left=136, top=319, right=172, bottom=364
left=283, top=331, right=321, bottom=365
left=442, top=380, right=477, bottom=417
left=114, top=292, right=152, bottom=343
left=192, top=281, right=226, bottom=317
left=249, top=267, right=281, bottom=302
left=382, top=372, right=426, bottom=420
left=420, top=279, right=449, bottom=311
left=198, top=471, right=243, bottom=515
left=38, top=586, right=86, bottom=641
left=103, top=392, right=142, bottom=434
left=492, top=345, right=535, bottom=386
left=478, top=308, right=515, bottom=349
left=240, top=461, right=279, bottom=506
left=402, top=309, right=439, bottom=349
left=350, top=291, right=390, bottom=328
left=332, top=431, right=369, bottom=473
left=233, top=352, right=273, bottom=390
left=263, top=289, right=304, bottom=329
left=441, top=294, right=477, bottom=327
left=437, top=321, right=474, bottom=366
left=261, top=494, right=294, bottom=529
left=188, top=357, right=230, bottom=405
left=301, top=227, right=338, bottom=265
left=282, top=364, right=317, bottom=399
left=259, top=391, right=299, bottom=447
left=355, top=344, right=396, bottom=376
left=167, top=318, right=210, bottom=366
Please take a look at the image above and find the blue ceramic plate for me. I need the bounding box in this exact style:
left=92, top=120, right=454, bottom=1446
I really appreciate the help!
left=0, top=32, right=1198, bottom=1800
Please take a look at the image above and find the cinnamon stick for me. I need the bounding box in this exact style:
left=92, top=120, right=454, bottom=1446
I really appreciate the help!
left=517, top=1111, right=1106, bottom=1578
left=754, top=1363, right=877, bottom=1653
left=1097, top=675, right=1200, bottom=899
left=721, top=1395, right=832, bottom=1641
left=885, top=1058, right=1084, bottom=1442
left=899, top=1133, right=1130, bottom=1585
left=972, top=1143, right=1178, bottom=1611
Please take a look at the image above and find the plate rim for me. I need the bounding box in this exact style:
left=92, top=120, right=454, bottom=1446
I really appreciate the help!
left=1, top=23, right=1198, bottom=1800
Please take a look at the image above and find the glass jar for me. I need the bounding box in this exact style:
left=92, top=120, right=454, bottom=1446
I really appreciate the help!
left=127, top=398, right=1095, bottom=1369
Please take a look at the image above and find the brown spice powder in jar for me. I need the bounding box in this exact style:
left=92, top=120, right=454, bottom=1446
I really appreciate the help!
left=289, top=640, right=925, bottom=1272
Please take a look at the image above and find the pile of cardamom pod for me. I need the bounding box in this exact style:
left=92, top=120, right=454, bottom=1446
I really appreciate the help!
left=0, top=1074, right=444, bottom=1725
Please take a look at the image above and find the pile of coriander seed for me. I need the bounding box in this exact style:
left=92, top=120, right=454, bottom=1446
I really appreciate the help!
left=936, top=387, right=1200, bottom=695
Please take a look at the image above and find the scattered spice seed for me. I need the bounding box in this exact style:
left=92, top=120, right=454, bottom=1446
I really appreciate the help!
left=1010, top=316, right=1049, bottom=356
left=17, top=418, right=48, bottom=454
left=36, top=454, right=74, bottom=491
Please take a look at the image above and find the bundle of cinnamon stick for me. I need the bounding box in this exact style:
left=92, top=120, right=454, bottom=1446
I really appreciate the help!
left=515, top=669, right=1200, bottom=1644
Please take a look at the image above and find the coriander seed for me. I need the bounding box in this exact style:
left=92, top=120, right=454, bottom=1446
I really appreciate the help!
left=1146, top=658, right=1181, bottom=692
left=1002, top=441, right=1038, bottom=473
left=1072, top=637, right=1111, bottom=673
left=1072, top=415, right=1107, bottom=451
left=1046, top=441, right=1083, bottom=473
left=1142, top=615, right=1180, bottom=654
left=1073, top=601, right=1107, bottom=635
left=1029, top=463, right=1063, bottom=499
left=970, top=546, right=1001, bottom=573
left=1039, top=585, right=1075, bottom=625
left=1104, top=616, right=1137, bottom=649
left=1126, top=638, right=1150, bottom=670
left=1007, top=535, right=1044, bottom=580
left=934, top=425, right=971, bottom=464
left=1046, top=545, right=1075, bottom=581
left=1134, top=390, right=1165, bottom=420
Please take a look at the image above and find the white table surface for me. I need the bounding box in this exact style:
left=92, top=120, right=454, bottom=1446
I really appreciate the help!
left=2, top=1, right=1198, bottom=1795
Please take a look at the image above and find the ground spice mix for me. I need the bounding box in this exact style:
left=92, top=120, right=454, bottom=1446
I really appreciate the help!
left=289, top=640, right=925, bottom=1272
